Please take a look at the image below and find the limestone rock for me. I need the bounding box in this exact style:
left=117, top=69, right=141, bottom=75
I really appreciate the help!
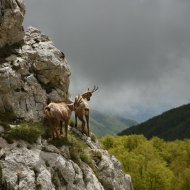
left=0, top=27, right=70, bottom=122
left=0, top=0, right=25, bottom=47
left=0, top=129, right=133, bottom=190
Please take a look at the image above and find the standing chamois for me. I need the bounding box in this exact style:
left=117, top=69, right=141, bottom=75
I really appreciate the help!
left=75, top=86, right=98, bottom=136
left=44, top=96, right=82, bottom=139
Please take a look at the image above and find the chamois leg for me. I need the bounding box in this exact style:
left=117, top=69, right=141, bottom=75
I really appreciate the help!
left=49, top=119, right=56, bottom=139
left=78, top=116, right=85, bottom=134
left=64, top=121, right=68, bottom=139
left=85, top=111, right=90, bottom=136
left=54, top=127, right=59, bottom=139
left=54, top=121, right=60, bottom=139
left=75, top=113, right=78, bottom=128
left=50, top=126, right=55, bottom=139
left=60, top=121, right=63, bottom=135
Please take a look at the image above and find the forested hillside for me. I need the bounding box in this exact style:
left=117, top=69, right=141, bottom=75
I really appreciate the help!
left=119, top=103, right=190, bottom=140
left=101, top=135, right=190, bottom=190
left=90, top=110, right=137, bottom=136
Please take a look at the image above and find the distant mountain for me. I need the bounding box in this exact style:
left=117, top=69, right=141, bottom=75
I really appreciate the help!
left=90, top=110, right=138, bottom=137
left=118, top=103, right=190, bottom=140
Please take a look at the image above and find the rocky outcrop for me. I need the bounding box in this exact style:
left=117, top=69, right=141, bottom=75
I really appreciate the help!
left=0, top=26, right=70, bottom=122
left=0, top=0, right=70, bottom=122
left=0, top=0, right=25, bottom=47
left=0, top=128, right=133, bottom=190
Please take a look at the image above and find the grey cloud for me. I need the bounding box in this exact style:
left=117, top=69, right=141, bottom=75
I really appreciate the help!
left=24, top=0, right=190, bottom=121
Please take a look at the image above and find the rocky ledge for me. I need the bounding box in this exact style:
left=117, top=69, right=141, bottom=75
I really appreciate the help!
left=0, top=127, right=132, bottom=190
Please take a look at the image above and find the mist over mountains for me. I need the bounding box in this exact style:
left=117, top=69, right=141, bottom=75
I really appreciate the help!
left=24, top=0, right=190, bottom=122
left=90, top=110, right=137, bottom=137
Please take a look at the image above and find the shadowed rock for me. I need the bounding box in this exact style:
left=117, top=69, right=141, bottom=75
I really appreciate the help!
left=0, top=0, right=25, bottom=47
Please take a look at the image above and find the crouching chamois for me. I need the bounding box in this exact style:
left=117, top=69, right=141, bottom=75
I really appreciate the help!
left=75, top=86, right=98, bottom=136
left=44, top=96, right=82, bottom=139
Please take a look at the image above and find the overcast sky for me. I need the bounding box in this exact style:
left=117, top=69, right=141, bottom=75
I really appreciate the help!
left=24, top=0, right=190, bottom=122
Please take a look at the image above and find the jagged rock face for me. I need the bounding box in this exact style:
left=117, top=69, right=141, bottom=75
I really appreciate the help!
left=0, top=128, right=133, bottom=190
left=0, top=27, right=71, bottom=122
left=0, top=0, right=70, bottom=122
left=0, top=0, right=25, bottom=47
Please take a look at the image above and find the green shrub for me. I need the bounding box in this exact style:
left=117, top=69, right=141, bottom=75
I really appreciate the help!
left=91, top=133, right=97, bottom=142
left=80, top=150, right=93, bottom=165
left=100, top=135, right=114, bottom=149
left=9, top=122, right=45, bottom=144
left=49, top=137, right=72, bottom=147
left=68, top=135, right=94, bottom=166
left=69, top=146, right=81, bottom=165
left=91, top=150, right=102, bottom=160
left=69, top=135, right=86, bottom=164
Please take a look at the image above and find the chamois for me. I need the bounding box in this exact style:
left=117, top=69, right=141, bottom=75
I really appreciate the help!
left=75, top=86, right=98, bottom=136
left=44, top=96, right=82, bottom=139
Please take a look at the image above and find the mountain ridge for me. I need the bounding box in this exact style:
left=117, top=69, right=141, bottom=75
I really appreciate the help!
left=118, top=103, right=190, bottom=140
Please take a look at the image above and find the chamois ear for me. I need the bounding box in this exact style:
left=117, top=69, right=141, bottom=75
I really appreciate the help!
left=88, top=88, right=90, bottom=91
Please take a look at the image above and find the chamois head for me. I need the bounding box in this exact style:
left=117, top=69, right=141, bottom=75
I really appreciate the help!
left=81, top=86, right=99, bottom=101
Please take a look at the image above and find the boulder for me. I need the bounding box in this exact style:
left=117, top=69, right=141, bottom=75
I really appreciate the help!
left=0, top=27, right=70, bottom=122
left=0, top=0, right=25, bottom=47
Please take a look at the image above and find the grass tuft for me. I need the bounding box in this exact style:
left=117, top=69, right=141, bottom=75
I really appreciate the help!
left=49, top=137, right=72, bottom=147
left=8, top=122, right=45, bottom=144
left=90, top=133, right=97, bottom=142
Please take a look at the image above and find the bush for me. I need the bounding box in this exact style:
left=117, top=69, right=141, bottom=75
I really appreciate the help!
left=68, top=135, right=96, bottom=170
left=49, top=137, right=72, bottom=147
left=9, top=122, right=45, bottom=144
left=91, top=150, right=102, bottom=160
left=90, top=133, right=97, bottom=142
left=69, top=135, right=87, bottom=165
left=100, top=135, right=114, bottom=149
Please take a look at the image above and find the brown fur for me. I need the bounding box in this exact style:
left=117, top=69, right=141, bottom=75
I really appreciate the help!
left=75, top=86, right=98, bottom=136
left=44, top=97, right=82, bottom=139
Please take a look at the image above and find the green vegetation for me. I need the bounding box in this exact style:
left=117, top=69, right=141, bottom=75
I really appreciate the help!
left=49, top=134, right=98, bottom=173
left=68, top=135, right=93, bottom=166
left=90, top=110, right=137, bottom=137
left=9, top=122, right=45, bottom=144
left=49, top=137, right=72, bottom=147
left=90, top=133, right=97, bottom=142
left=101, top=135, right=190, bottom=190
left=119, top=103, right=190, bottom=140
